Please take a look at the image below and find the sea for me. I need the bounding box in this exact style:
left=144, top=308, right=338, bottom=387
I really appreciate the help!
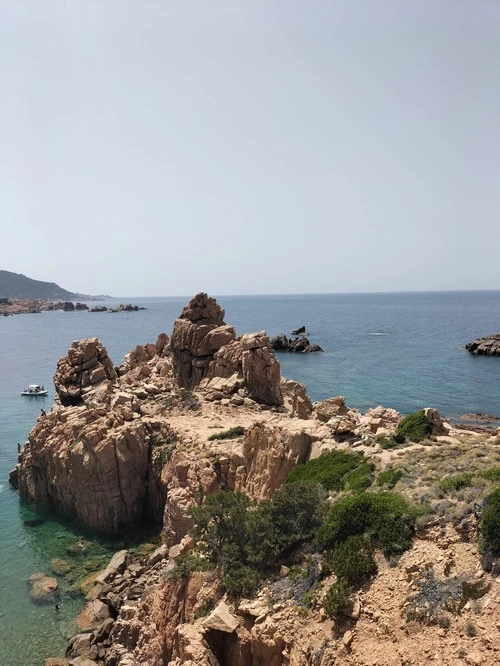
left=1, top=290, right=500, bottom=665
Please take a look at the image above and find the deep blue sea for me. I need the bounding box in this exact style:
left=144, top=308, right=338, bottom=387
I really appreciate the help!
left=1, top=291, right=500, bottom=664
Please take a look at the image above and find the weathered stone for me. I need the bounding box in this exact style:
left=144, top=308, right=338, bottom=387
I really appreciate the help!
left=171, top=293, right=236, bottom=389
left=54, top=338, right=117, bottom=406
left=201, top=600, right=240, bottom=633
left=76, top=599, right=111, bottom=631
left=95, top=550, right=130, bottom=584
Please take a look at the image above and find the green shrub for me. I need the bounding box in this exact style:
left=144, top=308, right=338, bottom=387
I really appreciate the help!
left=395, top=410, right=433, bottom=443
left=323, top=578, right=352, bottom=619
left=479, top=487, right=500, bottom=558
left=343, top=462, right=374, bottom=492
left=439, top=473, right=474, bottom=493
left=247, top=483, right=327, bottom=567
left=207, top=426, right=245, bottom=441
left=377, top=468, right=403, bottom=488
left=315, top=491, right=416, bottom=558
left=478, top=466, right=500, bottom=483
left=223, top=564, right=262, bottom=597
left=376, top=436, right=400, bottom=450
left=168, top=553, right=212, bottom=580
left=189, top=491, right=251, bottom=566
left=330, top=535, right=376, bottom=586
left=285, top=451, right=373, bottom=492
left=188, top=485, right=327, bottom=597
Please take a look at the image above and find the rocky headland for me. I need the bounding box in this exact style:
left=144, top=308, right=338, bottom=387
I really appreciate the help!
left=466, top=334, right=500, bottom=356
left=11, top=293, right=500, bottom=666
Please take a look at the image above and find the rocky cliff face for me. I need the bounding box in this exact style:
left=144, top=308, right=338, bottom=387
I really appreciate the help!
left=14, top=292, right=496, bottom=666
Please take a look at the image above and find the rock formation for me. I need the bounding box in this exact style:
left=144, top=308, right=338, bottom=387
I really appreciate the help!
left=204, top=331, right=283, bottom=406
left=270, top=333, right=323, bottom=352
left=170, top=293, right=236, bottom=389
left=54, top=338, right=118, bottom=406
left=466, top=333, right=500, bottom=356
left=13, top=292, right=499, bottom=666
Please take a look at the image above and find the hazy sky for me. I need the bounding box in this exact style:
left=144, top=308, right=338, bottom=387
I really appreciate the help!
left=1, top=1, right=499, bottom=297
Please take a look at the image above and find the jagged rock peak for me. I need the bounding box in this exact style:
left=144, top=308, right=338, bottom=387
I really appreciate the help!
left=178, top=291, right=225, bottom=325
left=170, top=293, right=236, bottom=389
left=54, top=337, right=117, bottom=406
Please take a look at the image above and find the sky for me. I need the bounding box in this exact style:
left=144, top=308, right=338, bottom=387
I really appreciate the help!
left=1, top=1, right=499, bottom=297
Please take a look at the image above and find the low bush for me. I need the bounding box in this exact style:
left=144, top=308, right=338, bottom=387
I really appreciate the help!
left=207, top=426, right=246, bottom=441
left=315, top=491, right=416, bottom=558
left=377, top=468, right=403, bottom=488
left=285, top=451, right=373, bottom=492
left=343, top=462, right=374, bottom=492
left=478, top=466, right=500, bottom=483
left=329, top=535, right=376, bottom=586
left=395, top=410, right=433, bottom=443
left=323, top=578, right=353, bottom=619
left=376, top=435, right=400, bottom=450
left=188, top=484, right=327, bottom=597
left=223, top=565, right=262, bottom=597
left=168, top=553, right=212, bottom=580
left=479, top=487, right=500, bottom=558
left=439, top=473, right=474, bottom=493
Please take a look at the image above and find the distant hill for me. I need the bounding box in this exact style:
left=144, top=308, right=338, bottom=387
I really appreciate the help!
left=0, top=270, right=97, bottom=300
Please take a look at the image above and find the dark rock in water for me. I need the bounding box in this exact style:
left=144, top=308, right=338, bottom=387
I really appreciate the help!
left=8, top=467, right=18, bottom=487
left=90, top=305, right=108, bottom=312
left=75, top=302, right=89, bottom=311
left=465, top=334, right=500, bottom=356
left=270, top=334, right=323, bottom=353
left=461, top=412, right=500, bottom=423
left=63, top=301, right=75, bottom=311
left=292, top=326, right=306, bottom=335
left=24, top=517, right=46, bottom=528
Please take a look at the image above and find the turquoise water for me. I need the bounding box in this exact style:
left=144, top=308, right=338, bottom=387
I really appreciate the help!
left=1, top=291, right=500, bottom=664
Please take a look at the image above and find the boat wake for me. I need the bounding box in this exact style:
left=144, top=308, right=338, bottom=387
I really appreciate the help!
left=367, top=332, right=391, bottom=336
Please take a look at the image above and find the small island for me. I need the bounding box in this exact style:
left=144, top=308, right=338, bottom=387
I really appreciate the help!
left=465, top=334, right=500, bottom=356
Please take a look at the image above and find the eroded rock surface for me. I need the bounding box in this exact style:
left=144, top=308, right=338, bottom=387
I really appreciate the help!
left=54, top=338, right=117, bottom=406
left=170, top=293, right=236, bottom=389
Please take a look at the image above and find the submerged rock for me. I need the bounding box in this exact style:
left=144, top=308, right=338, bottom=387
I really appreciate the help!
left=28, top=573, right=60, bottom=605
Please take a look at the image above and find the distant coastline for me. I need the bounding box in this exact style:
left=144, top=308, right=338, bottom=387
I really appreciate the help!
left=0, top=297, right=108, bottom=316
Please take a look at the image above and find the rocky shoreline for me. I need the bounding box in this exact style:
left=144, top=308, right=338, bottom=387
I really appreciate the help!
left=10, top=293, right=500, bottom=666
left=0, top=299, right=144, bottom=316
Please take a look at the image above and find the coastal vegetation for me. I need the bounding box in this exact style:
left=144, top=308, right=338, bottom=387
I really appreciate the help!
left=376, top=409, right=434, bottom=448
left=207, top=425, right=246, bottom=441
left=285, top=450, right=374, bottom=492
left=182, top=476, right=418, bottom=604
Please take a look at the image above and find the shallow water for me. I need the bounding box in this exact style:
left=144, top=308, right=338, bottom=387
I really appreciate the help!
left=1, top=291, right=499, bottom=664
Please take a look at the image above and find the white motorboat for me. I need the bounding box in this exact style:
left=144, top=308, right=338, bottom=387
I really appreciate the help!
left=21, top=384, right=48, bottom=396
